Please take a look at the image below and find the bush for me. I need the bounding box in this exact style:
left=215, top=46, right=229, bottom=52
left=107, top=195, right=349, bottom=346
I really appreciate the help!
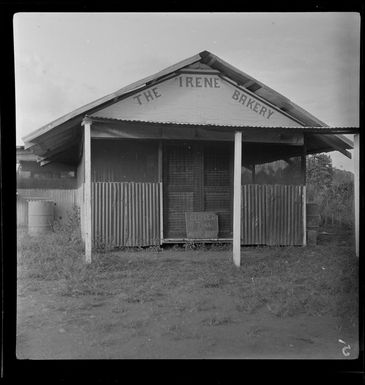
left=306, top=154, right=354, bottom=228
left=321, top=182, right=354, bottom=228
left=17, top=205, right=103, bottom=295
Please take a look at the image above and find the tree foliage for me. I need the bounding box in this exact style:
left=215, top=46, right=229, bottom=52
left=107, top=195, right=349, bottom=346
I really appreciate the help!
left=306, top=154, right=333, bottom=194
left=306, top=154, right=354, bottom=227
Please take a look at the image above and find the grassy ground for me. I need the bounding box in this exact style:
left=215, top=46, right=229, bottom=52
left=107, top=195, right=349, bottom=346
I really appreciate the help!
left=16, top=225, right=358, bottom=359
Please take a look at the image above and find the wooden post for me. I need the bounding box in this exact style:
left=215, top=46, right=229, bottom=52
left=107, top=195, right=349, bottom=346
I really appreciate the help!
left=301, top=136, right=307, bottom=185
left=354, top=134, right=359, bottom=257
left=301, top=137, right=307, bottom=246
left=158, top=141, right=163, bottom=183
left=83, top=118, right=92, bottom=263
left=302, top=185, right=307, bottom=246
left=233, top=131, right=242, bottom=267
left=158, top=141, right=163, bottom=244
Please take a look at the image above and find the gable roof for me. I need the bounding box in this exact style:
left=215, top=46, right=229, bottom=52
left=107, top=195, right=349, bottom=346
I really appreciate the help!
left=22, top=52, right=203, bottom=144
left=22, top=50, right=356, bottom=162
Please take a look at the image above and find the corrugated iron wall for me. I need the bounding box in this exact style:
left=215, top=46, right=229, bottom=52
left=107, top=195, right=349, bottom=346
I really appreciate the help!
left=18, top=184, right=303, bottom=247
left=241, top=184, right=304, bottom=245
left=92, top=182, right=161, bottom=247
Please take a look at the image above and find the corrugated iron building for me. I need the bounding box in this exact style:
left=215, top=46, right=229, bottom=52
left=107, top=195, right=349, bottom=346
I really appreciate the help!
left=21, top=51, right=357, bottom=260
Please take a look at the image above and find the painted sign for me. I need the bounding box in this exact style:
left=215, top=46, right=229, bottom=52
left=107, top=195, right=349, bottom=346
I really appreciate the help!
left=178, top=75, right=220, bottom=88
left=231, top=89, right=274, bottom=120
left=91, top=74, right=301, bottom=128
left=133, top=87, right=162, bottom=105
left=185, top=212, right=219, bottom=239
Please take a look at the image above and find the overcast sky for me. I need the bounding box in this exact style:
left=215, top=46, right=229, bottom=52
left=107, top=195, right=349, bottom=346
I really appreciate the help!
left=13, top=12, right=360, bottom=171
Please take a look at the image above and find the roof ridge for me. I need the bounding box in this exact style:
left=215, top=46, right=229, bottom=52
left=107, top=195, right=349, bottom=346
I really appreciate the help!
left=22, top=50, right=352, bottom=155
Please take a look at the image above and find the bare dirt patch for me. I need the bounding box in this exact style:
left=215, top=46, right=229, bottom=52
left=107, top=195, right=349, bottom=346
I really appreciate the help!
left=16, top=228, right=358, bottom=359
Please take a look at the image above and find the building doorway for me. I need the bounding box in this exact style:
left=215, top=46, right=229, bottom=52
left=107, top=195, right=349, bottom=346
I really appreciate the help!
left=163, top=141, right=233, bottom=239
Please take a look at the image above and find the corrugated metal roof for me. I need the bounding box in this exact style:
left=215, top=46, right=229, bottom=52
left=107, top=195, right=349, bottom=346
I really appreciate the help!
left=199, top=51, right=329, bottom=128
left=22, top=50, right=357, bottom=160
left=88, top=116, right=358, bottom=138
left=22, top=53, right=203, bottom=144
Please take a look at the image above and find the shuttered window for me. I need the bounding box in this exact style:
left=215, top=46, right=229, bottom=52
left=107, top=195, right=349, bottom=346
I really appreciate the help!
left=163, top=141, right=232, bottom=239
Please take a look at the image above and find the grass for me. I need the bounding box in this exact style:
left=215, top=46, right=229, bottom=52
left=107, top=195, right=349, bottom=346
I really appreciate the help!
left=233, top=245, right=358, bottom=321
left=202, top=315, right=233, bottom=326
left=17, top=219, right=358, bottom=327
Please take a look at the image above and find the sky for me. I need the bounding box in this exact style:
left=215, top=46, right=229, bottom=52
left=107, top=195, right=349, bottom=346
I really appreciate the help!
left=13, top=12, right=360, bottom=171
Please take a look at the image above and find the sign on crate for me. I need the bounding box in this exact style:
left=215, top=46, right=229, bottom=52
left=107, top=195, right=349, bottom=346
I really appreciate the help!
left=185, top=212, right=218, bottom=239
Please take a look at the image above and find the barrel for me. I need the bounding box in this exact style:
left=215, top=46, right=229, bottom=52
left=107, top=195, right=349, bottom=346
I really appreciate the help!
left=17, top=194, right=28, bottom=228
left=306, top=202, right=320, bottom=245
left=28, top=200, right=55, bottom=235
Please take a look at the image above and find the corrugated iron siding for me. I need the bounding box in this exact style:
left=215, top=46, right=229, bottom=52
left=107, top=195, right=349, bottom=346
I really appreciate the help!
left=241, top=184, right=303, bottom=245
left=92, top=182, right=161, bottom=247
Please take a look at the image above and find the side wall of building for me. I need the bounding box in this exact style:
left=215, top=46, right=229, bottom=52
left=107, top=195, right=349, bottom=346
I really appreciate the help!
left=90, top=139, right=161, bottom=246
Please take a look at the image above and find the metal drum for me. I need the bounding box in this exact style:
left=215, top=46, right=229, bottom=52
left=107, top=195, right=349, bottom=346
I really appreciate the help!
left=306, top=202, right=320, bottom=245
left=28, top=199, right=55, bottom=235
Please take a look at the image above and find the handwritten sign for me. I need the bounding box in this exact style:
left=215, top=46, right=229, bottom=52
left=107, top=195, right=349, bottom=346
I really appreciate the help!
left=185, top=212, right=218, bottom=239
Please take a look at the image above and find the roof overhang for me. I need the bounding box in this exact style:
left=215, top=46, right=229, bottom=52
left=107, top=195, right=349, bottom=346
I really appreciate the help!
left=28, top=117, right=357, bottom=165
left=21, top=50, right=358, bottom=165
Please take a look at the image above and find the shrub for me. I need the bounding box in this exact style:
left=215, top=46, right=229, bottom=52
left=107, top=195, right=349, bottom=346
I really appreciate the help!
left=17, top=205, right=104, bottom=295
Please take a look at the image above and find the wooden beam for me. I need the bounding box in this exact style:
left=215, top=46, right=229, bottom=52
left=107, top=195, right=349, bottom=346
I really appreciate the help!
left=242, top=80, right=255, bottom=88
left=243, top=130, right=304, bottom=146
left=160, top=182, right=164, bottom=245
left=302, top=186, right=307, bottom=246
left=39, top=160, right=52, bottom=167
left=252, top=164, right=256, bottom=184
left=301, top=136, right=307, bottom=185
left=178, top=68, right=220, bottom=75
left=83, top=118, right=92, bottom=263
left=233, top=131, right=242, bottom=267
left=158, top=141, right=163, bottom=183
left=302, top=136, right=307, bottom=246
left=317, top=135, right=352, bottom=158
left=23, top=141, right=36, bottom=150
left=37, top=139, right=78, bottom=162
left=158, top=141, right=164, bottom=244
left=354, top=134, right=359, bottom=257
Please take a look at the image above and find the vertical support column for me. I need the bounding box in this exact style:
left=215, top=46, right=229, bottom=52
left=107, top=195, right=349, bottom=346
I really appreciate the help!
left=301, top=136, right=307, bottom=246
left=354, top=133, right=359, bottom=257
left=83, top=118, right=92, bottom=263
left=301, top=135, right=307, bottom=185
left=233, top=131, right=242, bottom=267
left=158, top=141, right=163, bottom=244
left=252, top=164, right=256, bottom=184
left=302, top=186, right=307, bottom=246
